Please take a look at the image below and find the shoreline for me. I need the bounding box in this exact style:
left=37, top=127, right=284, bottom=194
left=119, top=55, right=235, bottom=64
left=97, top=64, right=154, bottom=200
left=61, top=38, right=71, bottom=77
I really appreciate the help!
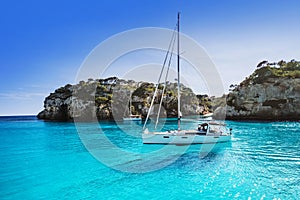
left=0, top=115, right=298, bottom=123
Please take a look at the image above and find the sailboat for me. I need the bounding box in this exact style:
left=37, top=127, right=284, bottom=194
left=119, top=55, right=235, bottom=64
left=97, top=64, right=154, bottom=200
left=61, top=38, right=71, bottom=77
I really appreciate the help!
left=123, top=91, right=142, bottom=121
left=142, top=13, right=231, bottom=144
left=199, top=112, right=213, bottom=121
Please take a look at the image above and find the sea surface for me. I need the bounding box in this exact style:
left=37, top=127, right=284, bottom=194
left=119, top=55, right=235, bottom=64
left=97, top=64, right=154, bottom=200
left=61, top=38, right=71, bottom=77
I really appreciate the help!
left=0, top=116, right=299, bottom=199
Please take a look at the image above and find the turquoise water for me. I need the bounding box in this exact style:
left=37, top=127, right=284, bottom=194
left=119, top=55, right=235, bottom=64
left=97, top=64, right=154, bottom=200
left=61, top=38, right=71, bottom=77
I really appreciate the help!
left=0, top=116, right=299, bottom=199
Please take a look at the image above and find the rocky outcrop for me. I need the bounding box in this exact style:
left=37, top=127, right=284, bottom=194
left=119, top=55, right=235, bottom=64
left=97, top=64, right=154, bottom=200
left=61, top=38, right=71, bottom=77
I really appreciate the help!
left=37, top=77, right=209, bottom=121
left=39, top=60, right=300, bottom=122
left=37, top=84, right=73, bottom=121
left=214, top=60, right=300, bottom=121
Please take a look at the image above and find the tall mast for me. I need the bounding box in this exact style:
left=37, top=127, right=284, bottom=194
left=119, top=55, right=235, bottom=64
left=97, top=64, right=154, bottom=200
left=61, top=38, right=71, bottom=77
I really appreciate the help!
left=177, top=12, right=181, bottom=131
left=129, top=91, right=132, bottom=115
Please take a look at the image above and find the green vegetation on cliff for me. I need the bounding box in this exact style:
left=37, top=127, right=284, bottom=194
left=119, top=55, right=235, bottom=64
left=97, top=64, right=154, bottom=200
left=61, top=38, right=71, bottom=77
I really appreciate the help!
left=241, top=60, right=300, bottom=86
left=214, top=59, right=300, bottom=121
left=38, top=77, right=211, bottom=121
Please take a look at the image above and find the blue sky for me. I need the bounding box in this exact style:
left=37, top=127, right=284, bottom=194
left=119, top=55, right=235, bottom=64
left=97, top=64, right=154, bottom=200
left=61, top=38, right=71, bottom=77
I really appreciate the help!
left=0, top=0, right=299, bottom=115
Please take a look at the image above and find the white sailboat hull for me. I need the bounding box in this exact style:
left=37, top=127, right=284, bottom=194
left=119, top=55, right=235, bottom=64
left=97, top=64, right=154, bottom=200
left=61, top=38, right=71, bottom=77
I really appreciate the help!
left=123, top=117, right=142, bottom=121
left=142, top=131, right=231, bottom=144
left=123, top=114, right=142, bottom=121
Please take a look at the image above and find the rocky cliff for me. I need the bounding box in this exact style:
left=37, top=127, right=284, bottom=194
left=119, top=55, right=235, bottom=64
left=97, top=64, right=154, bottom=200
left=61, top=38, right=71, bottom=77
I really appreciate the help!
left=214, top=60, right=300, bottom=121
left=37, top=77, right=211, bottom=121
left=38, top=60, right=300, bottom=121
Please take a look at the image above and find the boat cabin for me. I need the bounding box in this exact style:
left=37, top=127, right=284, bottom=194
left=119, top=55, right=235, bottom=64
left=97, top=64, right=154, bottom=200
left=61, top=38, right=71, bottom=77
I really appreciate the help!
left=197, top=122, right=228, bottom=136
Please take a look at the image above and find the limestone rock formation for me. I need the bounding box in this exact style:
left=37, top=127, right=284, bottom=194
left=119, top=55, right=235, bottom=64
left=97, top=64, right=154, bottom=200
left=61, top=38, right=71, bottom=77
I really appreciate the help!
left=37, top=77, right=208, bottom=121
left=214, top=60, right=300, bottom=120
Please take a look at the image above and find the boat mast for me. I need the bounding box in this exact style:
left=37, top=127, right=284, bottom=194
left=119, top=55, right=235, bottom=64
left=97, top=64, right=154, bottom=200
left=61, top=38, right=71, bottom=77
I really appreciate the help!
left=129, top=91, right=132, bottom=115
left=177, top=12, right=181, bottom=131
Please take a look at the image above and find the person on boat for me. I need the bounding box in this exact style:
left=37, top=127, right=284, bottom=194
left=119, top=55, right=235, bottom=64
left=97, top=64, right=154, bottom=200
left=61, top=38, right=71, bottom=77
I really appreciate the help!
left=198, top=124, right=202, bottom=131
left=198, top=123, right=208, bottom=132
left=202, top=125, right=207, bottom=132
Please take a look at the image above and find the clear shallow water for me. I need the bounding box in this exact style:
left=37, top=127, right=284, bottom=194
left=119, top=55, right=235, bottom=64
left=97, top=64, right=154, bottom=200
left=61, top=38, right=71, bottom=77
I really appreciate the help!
left=0, top=116, right=299, bottom=199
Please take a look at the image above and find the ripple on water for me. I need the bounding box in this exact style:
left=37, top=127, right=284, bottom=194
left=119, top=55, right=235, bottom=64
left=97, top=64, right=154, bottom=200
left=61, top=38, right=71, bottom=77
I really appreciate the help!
left=0, top=118, right=299, bottom=199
